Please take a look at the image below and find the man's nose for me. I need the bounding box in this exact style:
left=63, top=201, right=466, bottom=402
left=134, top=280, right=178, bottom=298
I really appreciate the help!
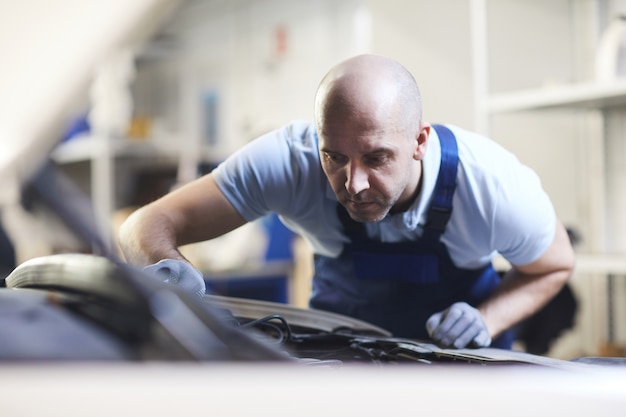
left=345, top=162, right=369, bottom=195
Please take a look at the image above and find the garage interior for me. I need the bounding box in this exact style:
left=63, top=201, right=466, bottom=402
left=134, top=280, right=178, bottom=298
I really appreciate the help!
left=3, top=0, right=626, bottom=362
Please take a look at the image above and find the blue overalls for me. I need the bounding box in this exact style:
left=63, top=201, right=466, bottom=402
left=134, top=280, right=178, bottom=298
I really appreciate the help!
left=310, top=124, right=513, bottom=349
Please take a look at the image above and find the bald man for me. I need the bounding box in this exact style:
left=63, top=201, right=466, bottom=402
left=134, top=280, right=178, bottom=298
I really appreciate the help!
left=119, top=54, right=574, bottom=349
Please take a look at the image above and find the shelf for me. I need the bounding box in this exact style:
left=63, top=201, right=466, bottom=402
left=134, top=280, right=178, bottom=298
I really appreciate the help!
left=487, top=79, right=626, bottom=114
left=494, top=252, right=626, bottom=275
left=51, top=135, right=173, bottom=164
left=51, top=135, right=220, bottom=165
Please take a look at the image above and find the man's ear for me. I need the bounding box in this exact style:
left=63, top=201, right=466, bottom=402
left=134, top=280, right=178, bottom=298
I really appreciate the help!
left=413, top=124, right=430, bottom=160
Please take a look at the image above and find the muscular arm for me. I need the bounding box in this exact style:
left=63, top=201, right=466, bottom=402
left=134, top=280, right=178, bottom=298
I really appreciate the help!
left=478, top=218, right=575, bottom=339
left=118, top=174, right=247, bottom=266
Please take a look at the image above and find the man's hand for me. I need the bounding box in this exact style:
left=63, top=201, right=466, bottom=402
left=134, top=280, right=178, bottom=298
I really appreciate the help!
left=144, top=259, right=206, bottom=298
left=425, top=302, right=491, bottom=349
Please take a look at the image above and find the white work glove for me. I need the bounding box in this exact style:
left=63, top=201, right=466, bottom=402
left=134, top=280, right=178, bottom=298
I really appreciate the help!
left=425, top=302, right=491, bottom=349
left=143, top=259, right=206, bottom=298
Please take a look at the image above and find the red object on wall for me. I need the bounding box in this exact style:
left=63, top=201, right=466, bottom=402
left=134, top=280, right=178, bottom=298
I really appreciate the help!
left=275, top=25, right=287, bottom=56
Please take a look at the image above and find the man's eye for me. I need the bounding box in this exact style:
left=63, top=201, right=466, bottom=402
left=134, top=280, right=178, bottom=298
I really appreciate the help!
left=324, top=153, right=344, bottom=163
left=367, top=155, right=387, bottom=165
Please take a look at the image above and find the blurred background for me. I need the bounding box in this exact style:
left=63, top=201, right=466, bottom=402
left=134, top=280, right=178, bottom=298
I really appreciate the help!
left=2, top=0, right=626, bottom=360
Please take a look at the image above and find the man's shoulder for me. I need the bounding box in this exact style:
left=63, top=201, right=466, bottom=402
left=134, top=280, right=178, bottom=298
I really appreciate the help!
left=278, top=120, right=321, bottom=163
left=445, top=124, right=503, bottom=152
left=444, top=124, right=525, bottom=180
left=282, top=120, right=317, bottom=139
left=239, top=120, right=319, bottom=164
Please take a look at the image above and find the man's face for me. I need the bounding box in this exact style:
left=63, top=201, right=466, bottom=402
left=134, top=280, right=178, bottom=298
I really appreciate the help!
left=318, top=114, right=422, bottom=223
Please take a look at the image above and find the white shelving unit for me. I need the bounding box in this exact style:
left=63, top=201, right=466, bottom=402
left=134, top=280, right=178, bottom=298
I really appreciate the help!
left=51, top=134, right=205, bottom=243
left=487, top=80, right=626, bottom=113
left=471, top=0, right=626, bottom=356
left=471, top=0, right=626, bottom=252
left=471, top=0, right=626, bottom=120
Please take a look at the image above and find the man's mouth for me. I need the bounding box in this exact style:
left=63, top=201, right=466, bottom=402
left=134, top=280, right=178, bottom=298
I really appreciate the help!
left=347, top=199, right=375, bottom=210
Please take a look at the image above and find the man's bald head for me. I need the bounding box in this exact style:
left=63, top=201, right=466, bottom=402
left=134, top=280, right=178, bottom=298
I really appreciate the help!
left=314, top=54, right=422, bottom=137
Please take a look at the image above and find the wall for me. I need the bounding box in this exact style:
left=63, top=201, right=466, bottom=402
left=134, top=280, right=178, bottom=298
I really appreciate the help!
left=135, top=0, right=370, bottom=162
left=366, top=0, right=474, bottom=127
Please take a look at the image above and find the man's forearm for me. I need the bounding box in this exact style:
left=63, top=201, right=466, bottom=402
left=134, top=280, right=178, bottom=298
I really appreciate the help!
left=118, top=205, right=188, bottom=266
left=478, top=267, right=572, bottom=339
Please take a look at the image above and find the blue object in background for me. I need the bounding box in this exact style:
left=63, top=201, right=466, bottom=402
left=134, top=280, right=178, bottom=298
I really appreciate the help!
left=262, top=213, right=295, bottom=261
left=206, top=276, right=288, bottom=304
left=62, top=113, right=91, bottom=142
left=0, top=215, right=16, bottom=283
left=202, top=90, right=219, bottom=147
left=205, top=213, right=296, bottom=303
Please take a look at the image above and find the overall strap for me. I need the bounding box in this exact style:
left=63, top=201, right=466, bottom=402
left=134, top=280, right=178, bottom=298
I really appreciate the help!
left=421, top=124, right=459, bottom=242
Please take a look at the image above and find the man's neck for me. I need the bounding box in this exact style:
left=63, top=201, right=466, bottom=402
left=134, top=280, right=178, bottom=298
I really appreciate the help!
left=389, top=161, right=423, bottom=215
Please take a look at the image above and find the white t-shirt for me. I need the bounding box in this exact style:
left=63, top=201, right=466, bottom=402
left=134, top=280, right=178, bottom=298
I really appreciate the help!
left=212, top=121, right=555, bottom=269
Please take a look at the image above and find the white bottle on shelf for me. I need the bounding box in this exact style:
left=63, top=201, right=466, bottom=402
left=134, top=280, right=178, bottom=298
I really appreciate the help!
left=88, top=49, right=136, bottom=139
left=595, top=15, right=626, bottom=83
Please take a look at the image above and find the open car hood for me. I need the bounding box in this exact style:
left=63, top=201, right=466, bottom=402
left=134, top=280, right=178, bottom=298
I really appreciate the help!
left=0, top=253, right=607, bottom=371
